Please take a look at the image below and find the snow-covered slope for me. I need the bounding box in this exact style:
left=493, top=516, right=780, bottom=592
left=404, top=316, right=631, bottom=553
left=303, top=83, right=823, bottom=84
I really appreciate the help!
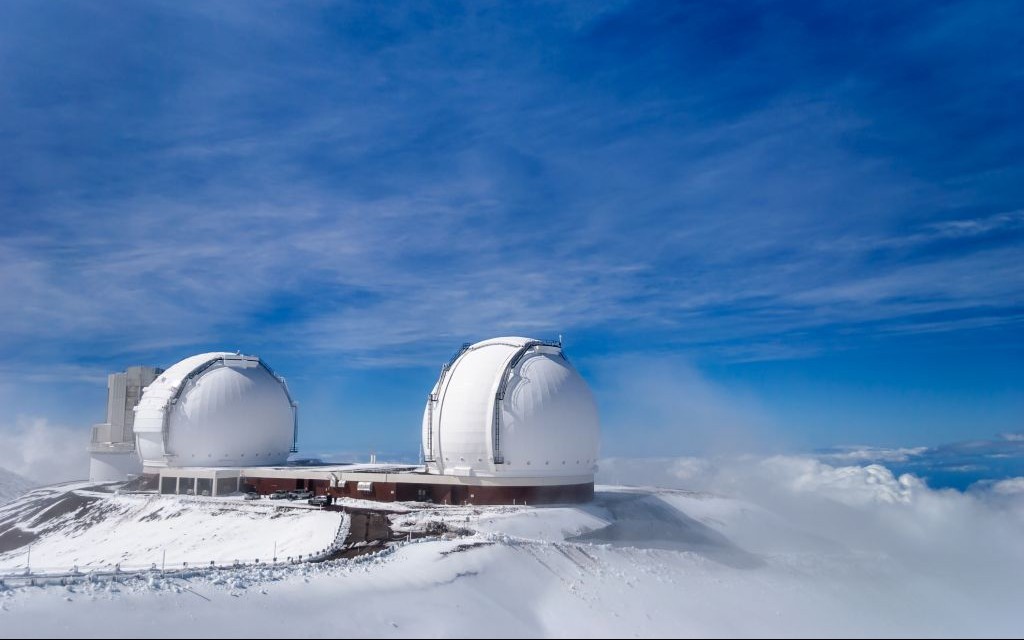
left=0, top=484, right=341, bottom=573
left=0, top=467, right=33, bottom=505
left=1, top=456, right=1023, bottom=637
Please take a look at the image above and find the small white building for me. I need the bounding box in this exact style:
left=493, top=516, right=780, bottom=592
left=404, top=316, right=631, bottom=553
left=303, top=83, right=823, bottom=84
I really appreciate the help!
left=88, top=365, right=163, bottom=482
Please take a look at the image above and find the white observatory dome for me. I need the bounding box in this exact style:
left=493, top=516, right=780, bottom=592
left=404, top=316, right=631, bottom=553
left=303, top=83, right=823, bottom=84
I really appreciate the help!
left=421, top=337, right=599, bottom=478
left=134, top=352, right=297, bottom=468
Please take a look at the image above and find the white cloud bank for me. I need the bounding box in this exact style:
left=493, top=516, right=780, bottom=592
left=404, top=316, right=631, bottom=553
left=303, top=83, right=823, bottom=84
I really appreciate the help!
left=598, top=454, right=1024, bottom=635
left=0, top=417, right=89, bottom=484
left=590, top=355, right=783, bottom=457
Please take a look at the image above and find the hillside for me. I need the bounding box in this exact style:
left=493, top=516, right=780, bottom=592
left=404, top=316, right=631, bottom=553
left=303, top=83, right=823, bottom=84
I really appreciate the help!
left=0, top=467, right=33, bottom=506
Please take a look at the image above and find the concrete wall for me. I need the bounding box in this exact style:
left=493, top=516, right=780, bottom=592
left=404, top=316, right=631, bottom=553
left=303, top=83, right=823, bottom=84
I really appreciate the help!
left=106, top=372, right=128, bottom=439
left=89, top=451, right=143, bottom=482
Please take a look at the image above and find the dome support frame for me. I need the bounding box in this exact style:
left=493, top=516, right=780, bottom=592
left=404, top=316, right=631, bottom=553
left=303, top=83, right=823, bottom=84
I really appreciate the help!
left=490, top=339, right=562, bottom=465
left=423, top=343, right=471, bottom=464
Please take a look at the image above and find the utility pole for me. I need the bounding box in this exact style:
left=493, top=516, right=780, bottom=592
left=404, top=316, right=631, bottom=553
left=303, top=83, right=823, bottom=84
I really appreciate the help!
left=273, top=541, right=277, bottom=562
left=162, top=549, right=166, bottom=573
left=26, top=544, right=31, bottom=575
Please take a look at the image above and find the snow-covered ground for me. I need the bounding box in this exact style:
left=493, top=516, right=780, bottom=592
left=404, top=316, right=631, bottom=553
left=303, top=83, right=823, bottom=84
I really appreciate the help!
left=0, top=484, right=341, bottom=573
left=1, top=456, right=1023, bottom=637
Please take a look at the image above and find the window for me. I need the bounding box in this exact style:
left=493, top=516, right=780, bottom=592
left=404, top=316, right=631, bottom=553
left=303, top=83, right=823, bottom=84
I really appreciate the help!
left=196, top=478, right=213, bottom=497
left=216, top=477, right=238, bottom=496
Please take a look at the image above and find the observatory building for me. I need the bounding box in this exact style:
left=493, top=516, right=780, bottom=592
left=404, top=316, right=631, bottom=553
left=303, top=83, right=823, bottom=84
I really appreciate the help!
left=151, top=337, right=599, bottom=504
left=422, top=337, right=600, bottom=479
left=88, top=365, right=163, bottom=482
left=133, top=352, right=298, bottom=470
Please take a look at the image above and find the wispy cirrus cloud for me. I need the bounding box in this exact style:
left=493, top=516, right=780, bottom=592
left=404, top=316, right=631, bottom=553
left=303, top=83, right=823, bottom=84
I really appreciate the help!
left=0, top=1, right=1020, bottom=451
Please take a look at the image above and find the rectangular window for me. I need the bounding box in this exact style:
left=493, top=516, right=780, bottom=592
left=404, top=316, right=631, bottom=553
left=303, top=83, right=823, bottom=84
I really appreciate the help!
left=196, top=478, right=213, bottom=497
left=216, top=477, right=238, bottom=496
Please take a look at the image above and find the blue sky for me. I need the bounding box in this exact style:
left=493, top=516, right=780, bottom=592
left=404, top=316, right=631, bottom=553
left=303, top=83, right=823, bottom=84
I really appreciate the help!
left=0, top=1, right=1021, bottom=463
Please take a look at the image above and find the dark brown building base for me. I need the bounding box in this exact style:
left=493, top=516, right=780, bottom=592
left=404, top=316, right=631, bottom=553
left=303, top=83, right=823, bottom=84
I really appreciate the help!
left=152, top=466, right=594, bottom=506
left=327, top=480, right=593, bottom=506
left=244, top=477, right=330, bottom=496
